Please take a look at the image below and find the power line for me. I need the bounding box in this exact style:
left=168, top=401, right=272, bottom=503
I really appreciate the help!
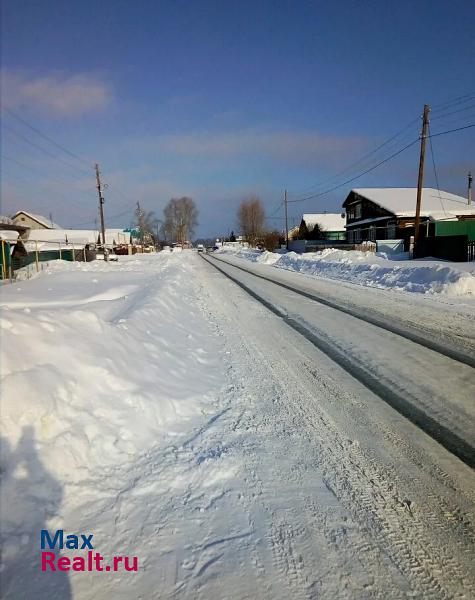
left=428, top=126, right=441, bottom=193
left=103, top=182, right=136, bottom=206
left=428, top=111, right=475, bottom=130
left=431, top=92, right=475, bottom=111
left=1, top=154, right=40, bottom=172
left=1, top=108, right=136, bottom=221
left=1, top=105, right=93, bottom=168
left=288, top=118, right=473, bottom=206
left=266, top=201, right=284, bottom=219
left=431, top=102, right=475, bottom=121
left=2, top=123, right=92, bottom=180
left=3, top=125, right=133, bottom=207
left=70, top=207, right=132, bottom=228
left=289, top=138, right=420, bottom=203
left=427, top=124, right=448, bottom=218
left=428, top=123, right=475, bottom=138
left=2, top=154, right=101, bottom=211
left=288, top=116, right=420, bottom=198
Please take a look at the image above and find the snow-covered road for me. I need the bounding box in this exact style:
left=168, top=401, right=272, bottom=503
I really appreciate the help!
left=204, top=253, right=475, bottom=463
left=1, top=252, right=474, bottom=599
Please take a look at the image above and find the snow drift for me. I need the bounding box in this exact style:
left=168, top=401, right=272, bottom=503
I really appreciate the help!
left=0, top=254, right=226, bottom=598
left=216, top=247, right=475, bottom=296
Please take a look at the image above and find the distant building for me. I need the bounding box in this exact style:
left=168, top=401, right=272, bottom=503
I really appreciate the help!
left=298, top=213, right=346, bottom=240
left=11, top=211, right=61, bottom=230
left=342, top=188, right=475, bottom=243
left=25, top=228, right=131, bottom=250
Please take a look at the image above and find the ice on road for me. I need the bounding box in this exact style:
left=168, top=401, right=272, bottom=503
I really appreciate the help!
left=1, top=252, right=474, bottom=599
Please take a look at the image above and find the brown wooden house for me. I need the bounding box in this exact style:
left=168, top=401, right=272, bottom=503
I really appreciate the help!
left=343, top=188, right=475, bottom=245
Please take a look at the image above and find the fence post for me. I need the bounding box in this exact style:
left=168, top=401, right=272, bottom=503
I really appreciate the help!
left=72, top=242, right=75, bottom=261
left=35, top=241, right=39, bottom=272
left=1, top=240, right=6, bottom=280
left=83, top=247, right=86, bottom=262
left=59, top=243, right=62, bottom=261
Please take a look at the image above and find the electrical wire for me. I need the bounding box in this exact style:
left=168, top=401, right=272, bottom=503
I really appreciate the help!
left=288, top=137, right=420, bottom=203
left=1, top=105, right=93, bottom=168
left=427, top=124, right=448, bottom=217
left=431, top=102, right=475, bottom=121
left=431, top=92, right=475, bottom=111
left=1, top=108, right=136, bottom=225
left=288, top=116, right=420, bottom=198
left=2, top=123, right=93, bottom=180
left=288, top=119, right=473, bottom=205
left=428, top=126, right=441, bottom=193
left=1, top=153, right=100, bottom=202
left=1, top=109, right=134, bottom=207
left=428, top=112, right=475, bottom=129
left=265, top=201, right=284, bottom=219
left=428, top=123, right=475, bottom=138
left=1, top=154, right=40, bottom=172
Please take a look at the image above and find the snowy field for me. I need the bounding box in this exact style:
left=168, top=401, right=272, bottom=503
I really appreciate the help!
left=1, top=252, right=474, bottom=599
left=216, top=246, right=475, bottom=296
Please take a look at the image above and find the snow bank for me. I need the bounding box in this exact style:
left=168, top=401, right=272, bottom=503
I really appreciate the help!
left=216, top=247, right=475, bottom=296
left=0, top=253, right=225, bottom=597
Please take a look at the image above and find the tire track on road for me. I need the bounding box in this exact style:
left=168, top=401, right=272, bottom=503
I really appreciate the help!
left=201, top=254, right=475, bottom=469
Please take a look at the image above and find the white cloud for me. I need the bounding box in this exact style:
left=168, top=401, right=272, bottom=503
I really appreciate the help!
left=124, top=129, right=367, bottom=168
left=1, top=69, right=113, bottom=117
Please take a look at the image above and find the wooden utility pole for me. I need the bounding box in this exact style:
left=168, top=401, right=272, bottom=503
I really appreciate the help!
left=414, top=104, right=430, bottom=250
left=95, top=163, right=108, bottom=261
left=468, top=171, right=472, bottom=205
left=284, top=189, right=289, bottom=250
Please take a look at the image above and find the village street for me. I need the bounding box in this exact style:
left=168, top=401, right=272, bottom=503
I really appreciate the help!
left=1, top=251, right=474, bottom=599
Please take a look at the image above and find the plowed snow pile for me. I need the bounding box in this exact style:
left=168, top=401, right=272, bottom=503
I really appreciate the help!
left=217, top=247, right=475, bottom=295
left=0, top=254, right=226, bottom=598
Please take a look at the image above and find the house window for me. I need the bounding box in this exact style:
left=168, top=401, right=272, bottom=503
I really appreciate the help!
left=354, top=203, right=362, bottom=219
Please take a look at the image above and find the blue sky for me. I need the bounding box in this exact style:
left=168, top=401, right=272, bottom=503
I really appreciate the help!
left=1, top=0, right=474, bottom=236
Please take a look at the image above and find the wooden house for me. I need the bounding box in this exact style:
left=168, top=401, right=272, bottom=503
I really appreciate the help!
left=343, top=188, right=475, bottom=244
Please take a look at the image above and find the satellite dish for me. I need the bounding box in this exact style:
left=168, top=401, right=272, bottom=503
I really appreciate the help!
left=340, top=212, right=345, bottom=218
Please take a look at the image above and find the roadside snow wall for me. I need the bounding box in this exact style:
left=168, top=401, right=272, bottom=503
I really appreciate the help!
left=216, top=247, right=475, bottom=296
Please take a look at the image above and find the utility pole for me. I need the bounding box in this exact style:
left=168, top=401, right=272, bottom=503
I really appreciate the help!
left=95, top=163, right=108, bottom=261
left=284, top=189, right=289, bottom=250
left=414, top=104, right=430, bottom=251
left=468, top=171, right=473, bottom=205
left=136, top=202, right=144, bottom=244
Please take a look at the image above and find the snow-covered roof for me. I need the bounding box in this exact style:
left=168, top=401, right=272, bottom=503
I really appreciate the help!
left=105, top=229, right=131, bottom=245
left=26, top=228, right=131, bottom=246
left=11, top=211, right=62, bottom=229
left=348, top=188, right=475, bottom=221
left=302, top=213, right=346, bottom=231
left=27, top=229, right=99, bottom=244
left=0, top=230, right=20, bottom=242
left=0, top=216, right=15, bottom=225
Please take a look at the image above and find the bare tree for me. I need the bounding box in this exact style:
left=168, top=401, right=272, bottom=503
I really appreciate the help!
left=135, top=202, right=157, bottom=244
left=237, top=196, right=265, bottom=247
left=161, top=197, right=198, bottom=245
left=262, top=230, right=282, bottom=251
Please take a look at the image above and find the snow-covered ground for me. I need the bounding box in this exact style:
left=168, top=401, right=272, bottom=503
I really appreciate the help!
left=216, top=246, right=475, bottom=296
left=1, top=252, right=474, bottom=599
left=1, top=254, right=226, bottom=598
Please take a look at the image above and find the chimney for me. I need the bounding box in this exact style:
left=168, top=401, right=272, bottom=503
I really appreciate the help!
left=469, top=172, right=473, bottom=205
